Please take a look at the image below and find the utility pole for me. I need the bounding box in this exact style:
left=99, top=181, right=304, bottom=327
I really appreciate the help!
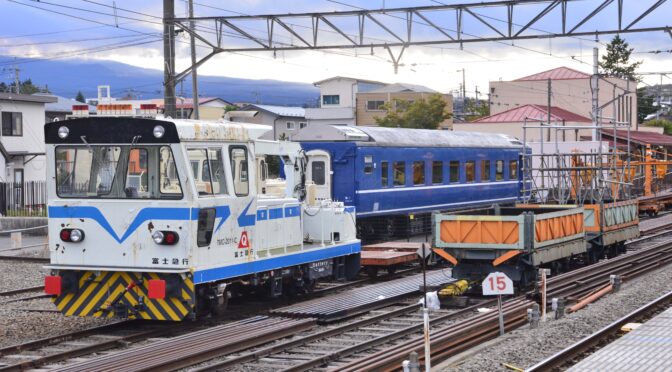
left=188, top=0, right=200, bottom=120
left=547, top=78, right=552, bottom=141
left=14, top=65, right=20, bottom=94
left=591, top=47, right=599, bottom=141
left=475, top=85, right=479, bottom=107
left=163, top=0, right=177, bottom=118
left=657, top=73, right=663, bottom=120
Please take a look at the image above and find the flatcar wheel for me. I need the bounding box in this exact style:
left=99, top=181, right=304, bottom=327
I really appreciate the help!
left=387, top=265, right=397, bottom=275
left=366, top=266, right=379, bottom=278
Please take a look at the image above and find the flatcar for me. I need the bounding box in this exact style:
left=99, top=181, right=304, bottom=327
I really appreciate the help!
left=294, top=125, right=526, bottom=241
left=43, top=117, right=360, bottom=321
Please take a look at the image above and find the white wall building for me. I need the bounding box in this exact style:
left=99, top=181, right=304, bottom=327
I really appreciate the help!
left=0, top=92, right=57, bottom=183
left=305, top=77, right=386, bottom=126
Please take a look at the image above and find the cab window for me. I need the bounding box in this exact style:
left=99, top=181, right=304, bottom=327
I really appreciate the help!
left=187, top=148, right=227, bottom=196
left=230, top=146, right=249, bottom=196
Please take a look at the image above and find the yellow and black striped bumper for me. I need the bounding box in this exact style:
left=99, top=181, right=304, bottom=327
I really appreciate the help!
left=51, top=271, right=195, bottom=321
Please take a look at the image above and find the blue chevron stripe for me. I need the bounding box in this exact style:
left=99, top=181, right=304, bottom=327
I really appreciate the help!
left=49, top=206, right=193, bottom=243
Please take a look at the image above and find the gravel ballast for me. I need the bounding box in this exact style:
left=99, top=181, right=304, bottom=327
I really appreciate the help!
left=439, top=264, right=672, bottom=371
left=0, top=261, right=111, bottom=348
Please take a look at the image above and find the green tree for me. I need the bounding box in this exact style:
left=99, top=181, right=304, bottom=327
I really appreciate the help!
left=598, top=35, right=642, bottom=80
left=75, top=91, right=86, bottom=103
left=374, top=94, right=452, bottom=129
left=637, top=87, right=657, bottom=123
left=644, top=119, right=672, bottom=134
left=464, top=97, right=490, bottom=121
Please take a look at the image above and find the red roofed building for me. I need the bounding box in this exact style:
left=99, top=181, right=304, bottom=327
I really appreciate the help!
left=453, top=104, right=593, bottom=141
left=488, top=66, right=637, bottom=131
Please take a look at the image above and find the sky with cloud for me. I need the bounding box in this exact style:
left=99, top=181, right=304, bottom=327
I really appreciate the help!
left=1, top=0, right=671, bottom=97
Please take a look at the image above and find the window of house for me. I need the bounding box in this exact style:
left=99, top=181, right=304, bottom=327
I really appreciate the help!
left=322, top=95, right=340, bottom=105
left=230, top=146, right=249, bottom=196
left=393, top=161, right=405, bottom=186
left=299, top=122, right=307, bottom=129
left=510, top=160, right=518, bottom=180
left=481, top=160, right=491, bottom=182
left=367, top=100, right=385, bottom=110
left=413, top=161, right=425, bottom=185
left=381, top=161, right=389, bottom=187
left=449, top=161, right=460, bottom=183
left=1, top=112, right=22, bottom=136
left=495, top=160, right=504, bottom=181
left=286, top=121, right=295, bottom=130
left=364, top=155, right=374, bottom=174
left=432, top=161, right=443, bottom=184
left=465, top=161, right=475, bottom=183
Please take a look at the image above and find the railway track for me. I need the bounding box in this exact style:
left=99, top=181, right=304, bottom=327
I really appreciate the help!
left=330, top=234, right=672, bottom=371
left=0, top=255, right=49, bottom=263
left=193, top=300, right=492, bottom=371
left=527, top=290, right=672, bottom=371
left=3, top=224, right=671, bottom=371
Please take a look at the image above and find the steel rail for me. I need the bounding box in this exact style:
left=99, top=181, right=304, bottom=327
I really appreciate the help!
left=0, top=255, right=49, bottom=263
left=527, top=290, right=672, bottom=371
left=0, top=285, right=43, bottom=297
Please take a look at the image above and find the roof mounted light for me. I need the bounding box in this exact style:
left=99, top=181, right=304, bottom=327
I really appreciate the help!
left=153, top=125, right=165, bottom=139
left=58, top=126, right=69, bottom=139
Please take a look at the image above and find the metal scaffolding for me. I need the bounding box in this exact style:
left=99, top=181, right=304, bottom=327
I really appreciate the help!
left=161, top=0, right=672, bottom=117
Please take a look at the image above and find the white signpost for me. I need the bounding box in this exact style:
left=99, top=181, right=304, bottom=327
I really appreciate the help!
left=482, top=272, right=514, bottom=336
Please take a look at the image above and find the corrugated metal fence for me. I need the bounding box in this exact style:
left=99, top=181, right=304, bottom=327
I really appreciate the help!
left=0, top=181, right=47, bottom=217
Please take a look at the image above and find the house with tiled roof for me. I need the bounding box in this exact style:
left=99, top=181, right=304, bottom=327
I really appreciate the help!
left=453, top=104, right=593, bottom=141
left=488, top=66, right=638, bottom=131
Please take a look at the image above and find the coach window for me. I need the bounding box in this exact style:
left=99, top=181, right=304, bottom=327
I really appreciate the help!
left=495, top=160, right=504, bottom=181
left=381, top=161, right=389, bottom=187
left=466, top=161, right=475, bottom=183
left=481, top=160, right=491, bottom=182
left=449, top=161, right=459, bottom=183
left=510, top=160, right=518, bottom=180
left=432, top=161, right=443, bottom=184
left=312, top=161, right=326, bottom=185
left=364, top=155, right=374, bottom=174
left=413, top=161, right=425, bottom=185
left=230, top=146, right=249, bottom=196
left=393, top=161, right=405, bottom=186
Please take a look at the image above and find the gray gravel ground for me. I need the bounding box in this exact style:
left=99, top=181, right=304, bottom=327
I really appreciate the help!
left=0, top=261, right=111, bottom=349
left=439, top=264, right=672, bottom=371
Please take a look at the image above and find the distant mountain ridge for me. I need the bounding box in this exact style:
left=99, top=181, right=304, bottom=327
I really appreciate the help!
left=0, top=57, right=319, bottom=106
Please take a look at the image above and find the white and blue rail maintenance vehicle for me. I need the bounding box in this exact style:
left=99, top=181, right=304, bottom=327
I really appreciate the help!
left=43, top=115, right=360, bottom=321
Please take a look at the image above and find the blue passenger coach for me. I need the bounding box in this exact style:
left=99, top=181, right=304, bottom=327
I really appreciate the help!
left=296, top=126, right=525, bottom=240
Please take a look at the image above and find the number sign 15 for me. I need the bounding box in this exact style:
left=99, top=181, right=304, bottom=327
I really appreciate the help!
left=482, top=272, right=514, bottom=296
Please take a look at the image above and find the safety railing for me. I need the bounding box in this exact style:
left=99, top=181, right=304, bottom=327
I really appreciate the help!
left=0, top=181, right=47, bottom=217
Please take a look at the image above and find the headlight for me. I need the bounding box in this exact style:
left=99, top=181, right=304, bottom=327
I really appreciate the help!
left=152, top=231, right=165, bottom=244
left=58, top=126, right=69, bottom=139
left=153, top=125, right=165, bottom=138
left=69, top=229, right=83, bottom=242
left=60, top=228, right=84, bottom=242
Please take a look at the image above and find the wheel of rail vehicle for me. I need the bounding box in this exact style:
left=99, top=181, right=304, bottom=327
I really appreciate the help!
left=366, top=266, right=379, bottom=278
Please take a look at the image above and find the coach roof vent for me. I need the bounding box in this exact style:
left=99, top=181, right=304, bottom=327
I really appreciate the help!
left=293, top=125, right=371, bottom=142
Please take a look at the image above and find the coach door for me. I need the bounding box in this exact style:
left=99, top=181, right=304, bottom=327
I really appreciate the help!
left=306, top=150, right=331, bottom=202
